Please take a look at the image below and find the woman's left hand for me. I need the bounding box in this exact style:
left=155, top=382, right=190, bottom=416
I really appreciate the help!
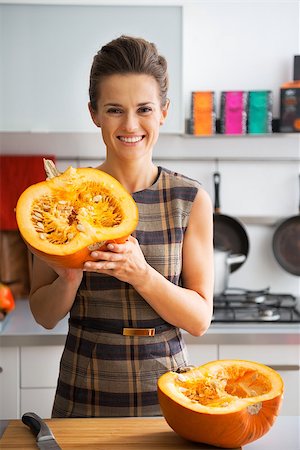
left=83, top=235, right=149, bottom=286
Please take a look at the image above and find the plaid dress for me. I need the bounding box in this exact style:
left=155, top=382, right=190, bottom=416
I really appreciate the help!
left=52, top=167, right=200, bottom=417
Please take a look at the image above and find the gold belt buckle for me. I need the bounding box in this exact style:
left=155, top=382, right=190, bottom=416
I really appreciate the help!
left=122, top=328, right=155, bottom=336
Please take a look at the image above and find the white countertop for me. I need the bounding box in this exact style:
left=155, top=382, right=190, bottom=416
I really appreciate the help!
left=0, top=299, right=299, bottom=346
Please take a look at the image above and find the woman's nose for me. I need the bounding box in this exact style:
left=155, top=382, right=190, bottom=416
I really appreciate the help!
left=122, top=112, right=139, bottom=131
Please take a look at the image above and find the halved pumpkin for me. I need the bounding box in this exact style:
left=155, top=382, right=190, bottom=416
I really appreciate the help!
left=16, top=166, right=139, bottom=268
left=157, top=360, right=283, bottom=448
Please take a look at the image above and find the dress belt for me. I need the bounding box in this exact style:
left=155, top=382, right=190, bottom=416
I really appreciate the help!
left=69, top=317, right=174, bottom=336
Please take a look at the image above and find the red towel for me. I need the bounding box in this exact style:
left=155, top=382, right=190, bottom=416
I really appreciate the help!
left=0, top=155, right=56, bottom=230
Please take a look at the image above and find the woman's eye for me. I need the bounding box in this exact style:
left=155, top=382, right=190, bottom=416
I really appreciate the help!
left=138, top=106, right=152, bottom=114
left=107, top=108, right=122, bottom=114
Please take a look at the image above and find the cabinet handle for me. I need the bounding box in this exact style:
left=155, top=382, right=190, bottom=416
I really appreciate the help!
left=269, top=365, right=300, bottom=371
left=0, top=367, right=3, bottom=373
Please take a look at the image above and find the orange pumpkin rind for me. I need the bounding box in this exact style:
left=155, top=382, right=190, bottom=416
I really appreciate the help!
left=16, top=166, right=139, bottom=268
left=157, top=359, right=283, bottom=448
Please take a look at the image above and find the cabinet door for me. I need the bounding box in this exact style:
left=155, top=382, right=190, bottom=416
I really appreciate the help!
left=0, top=346, right=19, bottom=419
left=21, top=388, right=56, bottom=419
left=21, top=346, right=64, bottom=388
left=219, top=344, right=300, bottom=416
left=186, top=344, right=218, bottom=366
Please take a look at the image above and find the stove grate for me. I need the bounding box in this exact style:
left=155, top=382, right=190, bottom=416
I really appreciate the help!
left=213, top=290, right=300, bottom=323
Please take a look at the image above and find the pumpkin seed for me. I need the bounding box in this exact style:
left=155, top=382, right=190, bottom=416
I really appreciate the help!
left=33, top=211, right=43, bottom=219
left=80, top=208, right=88, bottom=216
left=36, top=222, right=44, bottom=229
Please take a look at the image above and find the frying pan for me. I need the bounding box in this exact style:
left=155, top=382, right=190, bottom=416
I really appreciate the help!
left=272, top=175, right=300, bottom=276
left=213, top=171, right=249, bottom=273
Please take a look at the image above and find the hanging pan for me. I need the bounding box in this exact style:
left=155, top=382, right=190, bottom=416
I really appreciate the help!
left=272, top=175, right=300, bottom=276
left=213, top=171, right=249, bottom=273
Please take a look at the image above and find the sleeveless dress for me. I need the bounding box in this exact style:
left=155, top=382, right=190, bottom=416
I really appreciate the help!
left=52, top=167, right=200, bottom=417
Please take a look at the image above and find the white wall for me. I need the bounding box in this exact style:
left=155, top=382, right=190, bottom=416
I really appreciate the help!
left=0, top=4, right=182, bottom=133
left=183, top=0, right=299, bottom=118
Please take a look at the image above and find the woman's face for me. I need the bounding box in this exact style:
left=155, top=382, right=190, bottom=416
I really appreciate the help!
left=89, top=73, right=168, bottom=162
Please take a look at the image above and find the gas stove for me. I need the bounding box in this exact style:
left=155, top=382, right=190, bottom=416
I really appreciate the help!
left=213, top=288, right=300, bottom=323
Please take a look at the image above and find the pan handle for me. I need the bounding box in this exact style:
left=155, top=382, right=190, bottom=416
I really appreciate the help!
left=214, top=171, right=221, bottom=213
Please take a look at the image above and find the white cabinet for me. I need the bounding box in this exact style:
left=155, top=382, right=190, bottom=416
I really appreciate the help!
left=186, top=344, right=218, bottom=366
left=0, top=346, right=20, bottom=419
left=184, top=336, right=218, bottom=366
left=21, top=346, right=63, bottom=388
left=20, top=345, right=64, bottom=419
left=219, top=344, right=300, bottom=416
left=0, top=345, right=63, bottom=420
left=20, top=388, right=57, bottom=419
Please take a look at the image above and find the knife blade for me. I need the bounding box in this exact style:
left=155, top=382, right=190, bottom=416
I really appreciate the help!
left=22, top=412, right=62, bottom=450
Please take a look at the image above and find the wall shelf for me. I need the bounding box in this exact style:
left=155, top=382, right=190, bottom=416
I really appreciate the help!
left=55, top=156, right=300, bottom=163
left=181, top=132, right=300, bottom=139
left=183, top=118, right=300, bottom=138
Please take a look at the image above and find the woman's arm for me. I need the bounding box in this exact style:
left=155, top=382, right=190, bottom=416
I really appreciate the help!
left=29, top=257, right=83, bottom=329
left=84, top=188, right=214, bottom=336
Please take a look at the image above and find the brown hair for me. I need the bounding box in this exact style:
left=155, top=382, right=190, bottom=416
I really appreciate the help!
left=89, top=35, right=169, bottom=111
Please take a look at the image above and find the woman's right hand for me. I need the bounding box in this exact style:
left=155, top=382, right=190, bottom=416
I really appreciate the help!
left=47, top=263, right=84, bottom=286
left=29, top=245, right=84, bottom=286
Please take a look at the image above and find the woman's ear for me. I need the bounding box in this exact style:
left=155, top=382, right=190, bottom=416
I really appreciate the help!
left=160, top=98, right=170, bottom=125
left=88, top=102, right=101, bottom=128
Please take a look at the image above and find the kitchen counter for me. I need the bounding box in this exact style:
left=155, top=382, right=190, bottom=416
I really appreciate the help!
left=1, top=416, right=300, bottom=449
left=0, top=299, right=299, bottom=347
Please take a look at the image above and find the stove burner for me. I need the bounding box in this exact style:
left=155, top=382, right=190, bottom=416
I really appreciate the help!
left=258, top=309, right=281, bottom=321
left=252, top=294, right=266, bottom=304
left=224, top=287, right=270, bottom=303
left=213, top=289, right=299, bottom=323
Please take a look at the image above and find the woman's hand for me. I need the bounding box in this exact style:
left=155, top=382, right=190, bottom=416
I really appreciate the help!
left=83, top=236, right=149, bottom=287
left=47, top=263, right=84, bottom=286
left=30, top=248, right=84, bottom=287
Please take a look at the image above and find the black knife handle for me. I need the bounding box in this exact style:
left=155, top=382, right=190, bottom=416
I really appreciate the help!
left=22, top=412, right=54, bottom=439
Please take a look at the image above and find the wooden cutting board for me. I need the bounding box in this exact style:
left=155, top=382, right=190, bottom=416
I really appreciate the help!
left=0, top=417, right=240, bottom=449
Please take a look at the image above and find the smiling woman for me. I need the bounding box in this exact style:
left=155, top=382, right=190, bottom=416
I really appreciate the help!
left=27, top=35, right=214, bottom=419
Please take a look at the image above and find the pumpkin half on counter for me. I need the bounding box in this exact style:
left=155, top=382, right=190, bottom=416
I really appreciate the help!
left=16, top=162, right=139, bottom=268
left=157, top=359, right=284, bottom=448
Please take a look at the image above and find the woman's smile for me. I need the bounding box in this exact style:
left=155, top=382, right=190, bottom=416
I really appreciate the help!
left=117, top=135, right=145, bottom=144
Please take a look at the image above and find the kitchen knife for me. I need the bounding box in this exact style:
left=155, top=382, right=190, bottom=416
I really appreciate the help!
left=22, top=412, right=62, bottom=450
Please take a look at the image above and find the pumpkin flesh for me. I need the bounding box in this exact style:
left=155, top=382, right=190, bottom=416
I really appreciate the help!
left=157, top=360, right=283, bottom=448
left=16, top=167, right=139, bottom=268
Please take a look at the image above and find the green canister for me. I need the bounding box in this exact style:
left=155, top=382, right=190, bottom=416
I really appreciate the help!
left=248, top=91, right=273, bottom=134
